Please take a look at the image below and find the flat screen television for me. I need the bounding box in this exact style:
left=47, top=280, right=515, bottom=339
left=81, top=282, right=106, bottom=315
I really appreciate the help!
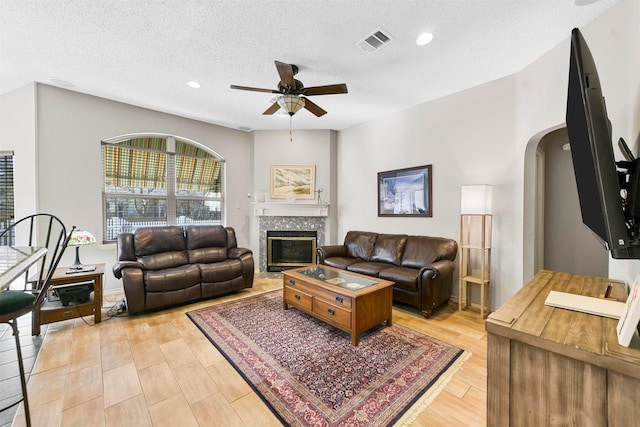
left=566, top=28, right=640, bottom=259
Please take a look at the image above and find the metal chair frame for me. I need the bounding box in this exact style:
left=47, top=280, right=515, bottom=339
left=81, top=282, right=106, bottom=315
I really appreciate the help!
left=0, top=214, right=74, bottom=426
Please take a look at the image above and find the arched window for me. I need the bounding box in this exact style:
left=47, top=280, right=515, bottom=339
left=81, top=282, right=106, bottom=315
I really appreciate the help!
left=102, top=134, right=224, bottom=242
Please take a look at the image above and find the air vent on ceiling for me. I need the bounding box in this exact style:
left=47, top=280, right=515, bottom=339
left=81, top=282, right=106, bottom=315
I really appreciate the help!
left=357, top=28, right=394, bottom=53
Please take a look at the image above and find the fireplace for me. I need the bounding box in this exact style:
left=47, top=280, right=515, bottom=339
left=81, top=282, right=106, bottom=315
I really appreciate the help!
left=267, top=230, right=317, bottom=272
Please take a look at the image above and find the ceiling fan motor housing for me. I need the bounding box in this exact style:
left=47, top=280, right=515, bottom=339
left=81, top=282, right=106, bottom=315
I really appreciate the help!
left=278, top=79, right=304, bottom=94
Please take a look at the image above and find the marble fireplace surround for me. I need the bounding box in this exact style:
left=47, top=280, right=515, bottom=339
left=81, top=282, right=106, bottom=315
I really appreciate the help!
left=253, top=202, right=329, bottom=272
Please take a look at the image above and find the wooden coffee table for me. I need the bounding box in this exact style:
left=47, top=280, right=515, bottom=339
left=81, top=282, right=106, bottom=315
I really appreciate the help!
left=282, top=265, right=394, bottom=345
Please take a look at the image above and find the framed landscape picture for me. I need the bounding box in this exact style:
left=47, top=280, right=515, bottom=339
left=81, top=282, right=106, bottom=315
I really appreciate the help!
left=378, top=164, right=432, bottom=217
left=271, top=164, right=316, bottom=199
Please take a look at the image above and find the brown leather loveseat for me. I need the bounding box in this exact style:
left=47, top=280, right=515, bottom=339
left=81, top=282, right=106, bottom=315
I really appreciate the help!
left=113, top=225, right=254, bottom=315
left=317, top=231, right=457, bottom=318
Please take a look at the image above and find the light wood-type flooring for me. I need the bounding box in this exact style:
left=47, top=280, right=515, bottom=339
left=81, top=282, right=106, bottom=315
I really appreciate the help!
left=7, top=275, right=487, bottom=426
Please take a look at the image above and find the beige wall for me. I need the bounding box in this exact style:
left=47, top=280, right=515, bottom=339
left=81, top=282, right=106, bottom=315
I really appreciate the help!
left=1, top=84, right=254, bottom=291
left=0, top=83, right=38, bottom=219
left=337, top=0, right=640, bottom=308
left=249, top=129, right=338, bottom=256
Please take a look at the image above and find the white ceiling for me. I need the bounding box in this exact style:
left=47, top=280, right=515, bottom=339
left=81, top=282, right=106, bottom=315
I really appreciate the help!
left=0, top=0, right=619, bottom=132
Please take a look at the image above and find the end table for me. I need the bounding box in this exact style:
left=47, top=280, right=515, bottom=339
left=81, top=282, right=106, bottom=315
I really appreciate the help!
left=31, top=263, right=105, bottom=335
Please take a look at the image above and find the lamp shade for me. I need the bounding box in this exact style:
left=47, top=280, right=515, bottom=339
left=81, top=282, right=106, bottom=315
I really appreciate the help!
left=277, top=95, right=305, bottom=116
left=461, top=185, right=493, bottom=215
left=67, top=229, right=97, bottom=247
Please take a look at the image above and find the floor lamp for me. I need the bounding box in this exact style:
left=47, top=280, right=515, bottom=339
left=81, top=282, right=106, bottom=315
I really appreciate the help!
left=459, top=185, right=493, bottom=318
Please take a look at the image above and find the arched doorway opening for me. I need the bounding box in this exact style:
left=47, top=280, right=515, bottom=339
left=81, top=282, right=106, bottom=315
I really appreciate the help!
left=523, top=125, right=608, bottom=280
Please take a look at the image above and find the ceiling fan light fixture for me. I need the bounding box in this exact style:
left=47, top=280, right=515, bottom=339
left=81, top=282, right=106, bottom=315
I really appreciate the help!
left=277, top=95, right=305, bottom=116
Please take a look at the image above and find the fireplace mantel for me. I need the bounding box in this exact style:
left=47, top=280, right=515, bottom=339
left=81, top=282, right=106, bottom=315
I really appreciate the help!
left=253, top=202, right=329, bottom=217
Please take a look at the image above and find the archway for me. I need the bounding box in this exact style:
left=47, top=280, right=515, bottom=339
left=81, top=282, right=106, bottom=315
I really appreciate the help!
left=523, top=125, right=608, bottom=281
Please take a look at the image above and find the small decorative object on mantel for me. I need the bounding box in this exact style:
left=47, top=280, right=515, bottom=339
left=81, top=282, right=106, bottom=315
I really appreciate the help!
left=316, top=188, right=324, bottom=204
left=271, top=164, right=315, bottom=200
left=378, top=165, right=432, bottom=217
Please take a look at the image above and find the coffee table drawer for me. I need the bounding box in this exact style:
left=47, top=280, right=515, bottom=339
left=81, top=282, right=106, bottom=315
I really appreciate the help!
left=312, top=287, right=352, bottom=309
left=284, top=286, right=313, bottom=311
left=313, top=298, right=351, bottom=329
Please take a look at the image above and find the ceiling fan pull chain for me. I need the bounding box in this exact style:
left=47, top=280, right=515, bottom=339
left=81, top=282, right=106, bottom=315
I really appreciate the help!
left=290, top=116, right=293, bottom=142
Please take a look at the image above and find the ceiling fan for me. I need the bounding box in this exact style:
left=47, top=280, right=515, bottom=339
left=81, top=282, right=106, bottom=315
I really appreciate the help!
left=230, top=61, right=348, bottom=117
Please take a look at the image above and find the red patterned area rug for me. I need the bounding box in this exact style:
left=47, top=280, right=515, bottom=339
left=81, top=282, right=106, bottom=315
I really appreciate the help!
left=187, top=290, right=466, bottom=427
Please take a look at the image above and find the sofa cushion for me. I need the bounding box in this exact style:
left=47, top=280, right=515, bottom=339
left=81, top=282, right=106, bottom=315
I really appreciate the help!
left=323, top=256, right=359, bottom=270
left=139, top=251, right=190, bottom=271
left=400, top=236, right=457, bottom=269
left=370, top=234, right=408, bottom=265
left=144, top=264, right=201, bottom=292
left=199, top=259, right=243, bottom=283
left=135, top=226, right=185, bottom=256
left=347, top=262, right=393, bottom=277
left=379, top=266, right=420, bottom=292
left=344, top=231, right=378, bottom=261
left=186, top=225, right=228, bottom=263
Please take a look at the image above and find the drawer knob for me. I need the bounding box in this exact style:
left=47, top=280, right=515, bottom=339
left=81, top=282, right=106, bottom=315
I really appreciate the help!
left=295, top=294, right=301, bottom=300
left=335, top=296, right=343, bottom=303
left=289, top=279, right=295, bottom=285
left=328, top=308, right=335, bottom=315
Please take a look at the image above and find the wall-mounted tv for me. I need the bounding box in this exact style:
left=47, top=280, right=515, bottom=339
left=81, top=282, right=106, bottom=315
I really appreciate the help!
left=566, top=28, right=640, bottom=259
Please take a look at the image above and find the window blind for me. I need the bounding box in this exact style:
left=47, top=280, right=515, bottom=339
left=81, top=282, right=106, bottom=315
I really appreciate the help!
left=102, top=136, right=224, bottom=242
left=0, top=152, right=15, bottom=241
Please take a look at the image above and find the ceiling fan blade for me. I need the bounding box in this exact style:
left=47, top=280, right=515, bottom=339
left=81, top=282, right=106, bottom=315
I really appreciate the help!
left=275, top=61, right=296, bottom=89
left=302, top=98, right=327, bottom=117
left=262, top=102, right=281, bottom=115
left=303, top=84, right=348, bottom=96
left=230, top=85, right=279, bottom=94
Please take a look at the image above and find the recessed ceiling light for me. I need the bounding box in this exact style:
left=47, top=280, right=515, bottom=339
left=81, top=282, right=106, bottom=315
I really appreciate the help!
left=416, top=32, right=434, bottom=46
left=573, top=0, right=602, bottom=5
left=187, top=81, right=201, bottom=89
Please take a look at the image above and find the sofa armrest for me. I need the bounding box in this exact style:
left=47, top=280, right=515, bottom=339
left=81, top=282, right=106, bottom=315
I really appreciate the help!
left=112, top=261, right=144, bottom=279
left=423, top=259, right=456, bottom=279
left=418, top=259, right=457, bottom=317
left=229, top=247, right=254, bottom=288
left=120, top=267, right=146, bottom=315
left=228, top=247, right=251, bottom=259
left=317, top=245, right=347, bottom=264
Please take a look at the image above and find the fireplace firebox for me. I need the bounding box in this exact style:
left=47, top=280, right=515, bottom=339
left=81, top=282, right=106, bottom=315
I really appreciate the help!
left=267, top=230, right=317, bottom=272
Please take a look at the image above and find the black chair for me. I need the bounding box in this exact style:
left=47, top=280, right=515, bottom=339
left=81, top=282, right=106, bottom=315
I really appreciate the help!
left=0, top=214, right=74, bottom=427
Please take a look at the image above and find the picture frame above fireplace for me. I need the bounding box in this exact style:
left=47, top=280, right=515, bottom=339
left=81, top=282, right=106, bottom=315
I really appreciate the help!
left=271, top=164, right=316, bottom=200
left=378, top=164, right=432, bottom=217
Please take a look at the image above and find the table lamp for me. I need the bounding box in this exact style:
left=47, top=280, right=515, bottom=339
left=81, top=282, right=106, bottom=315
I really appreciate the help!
left=67, top=229, right=97, bottom=272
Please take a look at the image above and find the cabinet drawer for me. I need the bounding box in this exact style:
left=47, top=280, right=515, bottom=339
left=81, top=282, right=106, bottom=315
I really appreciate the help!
left=312, top=287, right=352, bottom=309
left=313, top=298, right=351, bottom=329
left=284, top=286, right=313, bottom=311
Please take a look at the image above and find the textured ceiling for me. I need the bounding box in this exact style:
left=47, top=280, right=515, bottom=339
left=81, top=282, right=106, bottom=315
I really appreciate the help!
left=0, top=0, right=620, bottom=131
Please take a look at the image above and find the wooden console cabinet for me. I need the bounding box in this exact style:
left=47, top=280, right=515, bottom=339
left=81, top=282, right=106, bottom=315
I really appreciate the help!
left=486, top=270, right=640, bottom=426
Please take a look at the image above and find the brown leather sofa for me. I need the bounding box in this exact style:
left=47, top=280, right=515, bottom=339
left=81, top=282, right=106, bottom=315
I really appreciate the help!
left=113, top=225, right=254, bottom=315
left=317, top=231, right=457, bottom=318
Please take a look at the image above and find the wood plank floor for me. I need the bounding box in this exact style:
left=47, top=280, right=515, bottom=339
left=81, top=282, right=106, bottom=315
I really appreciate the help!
left=9, top=275, right=487, bottom=426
